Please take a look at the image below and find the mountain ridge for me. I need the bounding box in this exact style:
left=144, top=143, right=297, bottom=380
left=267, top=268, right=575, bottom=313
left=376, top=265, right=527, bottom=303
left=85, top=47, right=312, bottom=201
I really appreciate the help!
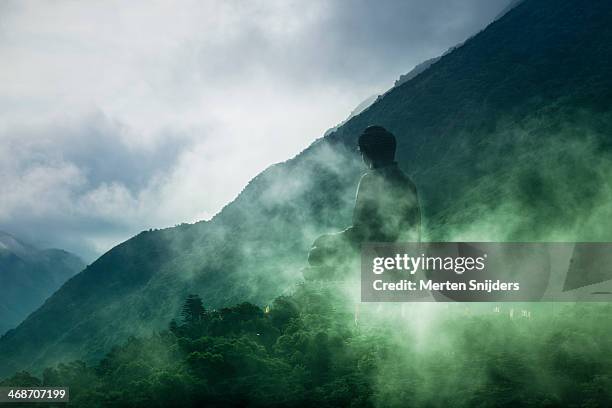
left=2, top=0, right=612, bottom=376
left=0, top=231, right=85, bottom=336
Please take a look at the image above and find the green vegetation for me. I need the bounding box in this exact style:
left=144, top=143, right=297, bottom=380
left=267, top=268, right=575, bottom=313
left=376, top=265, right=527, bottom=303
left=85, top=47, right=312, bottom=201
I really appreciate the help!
left=3, top=288, right=611, bottom=407
left=2, top=2, right=612, bottom=402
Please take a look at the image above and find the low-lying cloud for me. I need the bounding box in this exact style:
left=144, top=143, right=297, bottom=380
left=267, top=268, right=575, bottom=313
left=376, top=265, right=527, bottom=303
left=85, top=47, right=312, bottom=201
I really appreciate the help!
left=0, top=0, right=510, bottom=260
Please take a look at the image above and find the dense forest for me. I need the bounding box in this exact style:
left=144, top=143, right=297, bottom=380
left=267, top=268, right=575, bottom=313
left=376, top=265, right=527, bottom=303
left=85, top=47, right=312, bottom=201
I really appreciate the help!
left=3, top=0, right=612, bottom=376
left=3, top=285, right=611, bottom=407
left=2, top=2, right=612, bottom=406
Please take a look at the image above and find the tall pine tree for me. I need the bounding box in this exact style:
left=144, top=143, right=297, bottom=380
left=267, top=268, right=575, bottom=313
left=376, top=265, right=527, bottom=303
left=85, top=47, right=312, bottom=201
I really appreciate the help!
left=180, top=294, right=205, bottom=324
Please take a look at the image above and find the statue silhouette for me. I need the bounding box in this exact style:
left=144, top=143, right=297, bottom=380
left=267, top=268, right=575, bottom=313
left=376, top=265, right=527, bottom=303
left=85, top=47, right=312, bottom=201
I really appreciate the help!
left=306, top=125, right=421, bottom=280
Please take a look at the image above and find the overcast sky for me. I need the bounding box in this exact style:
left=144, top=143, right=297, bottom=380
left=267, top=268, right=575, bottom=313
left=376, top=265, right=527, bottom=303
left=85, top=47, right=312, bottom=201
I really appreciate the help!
left=0, top=0, right=510, bottom=261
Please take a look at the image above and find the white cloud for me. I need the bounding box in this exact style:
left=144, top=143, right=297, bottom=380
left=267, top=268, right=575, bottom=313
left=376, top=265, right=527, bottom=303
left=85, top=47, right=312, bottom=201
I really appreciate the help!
left=0, top=0, right=510, bottom=260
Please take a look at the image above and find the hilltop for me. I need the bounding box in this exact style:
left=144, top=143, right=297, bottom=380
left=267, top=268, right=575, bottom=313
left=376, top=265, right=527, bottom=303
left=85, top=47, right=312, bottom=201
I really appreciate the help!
left=1, top=0, right=612, bottom=376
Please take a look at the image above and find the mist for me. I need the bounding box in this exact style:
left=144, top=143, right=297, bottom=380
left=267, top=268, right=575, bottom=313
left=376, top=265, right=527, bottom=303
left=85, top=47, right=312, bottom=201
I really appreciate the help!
left=0, top=0, right=511, bottom=260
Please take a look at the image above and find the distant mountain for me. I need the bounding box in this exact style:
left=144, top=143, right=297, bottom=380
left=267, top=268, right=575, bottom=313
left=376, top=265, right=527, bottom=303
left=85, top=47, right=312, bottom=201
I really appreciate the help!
left=2, top=0, right=612, bottom=376
left=394, top=55, right=444, bottom=88
left=396, top=0, right=525, bottom=88
left=495, top=0, right=525, bottom=20
left=330, top=49, right=455, bottom=136
left=324, top=94, right=380, bottom=136
left=326, top=52, right=452, bottom=137
left=0, top=232, right=84, bottom=335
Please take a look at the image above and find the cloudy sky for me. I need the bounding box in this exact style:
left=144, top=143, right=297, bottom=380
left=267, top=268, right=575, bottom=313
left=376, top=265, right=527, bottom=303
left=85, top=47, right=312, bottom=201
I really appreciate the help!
left=0, top=0, right=510, bottom=261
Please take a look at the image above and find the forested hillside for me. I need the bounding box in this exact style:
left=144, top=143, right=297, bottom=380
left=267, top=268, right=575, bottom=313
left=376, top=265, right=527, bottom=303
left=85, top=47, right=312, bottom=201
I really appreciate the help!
left=2, top=0, right=612, bottom=377
left=3, top=287, right=611, bottom=407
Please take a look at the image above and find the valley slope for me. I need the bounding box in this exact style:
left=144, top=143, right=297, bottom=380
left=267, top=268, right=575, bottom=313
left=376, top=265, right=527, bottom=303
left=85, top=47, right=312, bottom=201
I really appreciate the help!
left=2, top=0, right=612, bottom=376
